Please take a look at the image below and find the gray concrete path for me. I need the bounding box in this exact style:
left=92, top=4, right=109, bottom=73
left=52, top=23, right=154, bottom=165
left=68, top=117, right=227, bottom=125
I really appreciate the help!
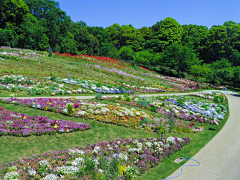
left=0, top=91, right=201, bottom=100
left=166, top=91, right=240, bottom=180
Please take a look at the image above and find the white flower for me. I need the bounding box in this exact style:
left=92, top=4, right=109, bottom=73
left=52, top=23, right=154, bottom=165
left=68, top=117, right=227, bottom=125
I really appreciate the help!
left=76, top=149, right=85, bottom=156
left=137, top=142, right=143, bottom=148
left=44, top=174, right=58, bottom=180
left=145, top=141, right=153, bottom=148
left=57, top=166, right=79, bottom=174
left=4, top=171, right=19, bottom=180
left=39, top=159, right=49, bottom=167
left=28, top=169, right=36, bottom=176
left=71, top=161, right=78, bottom=166
left=98, top=169, right=104, bottom=174
left=177, top=137, right=184, bottom=142
left=73, top=158, right=84, bottom=165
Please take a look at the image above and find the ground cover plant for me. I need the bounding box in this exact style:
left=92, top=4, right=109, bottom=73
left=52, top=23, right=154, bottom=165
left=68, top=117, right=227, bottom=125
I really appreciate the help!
left=0, top=136, right=191, bottom=179
left=0, top=107, right=91, bottom=137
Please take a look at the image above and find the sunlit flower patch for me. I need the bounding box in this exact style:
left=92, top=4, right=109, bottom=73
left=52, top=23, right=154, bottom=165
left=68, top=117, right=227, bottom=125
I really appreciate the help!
left=0, top=107, right=91, bottom=137
left=0, top=75, right=94, bottom=96
left=101, top=94, right=227, bottom=124
left=190, top=91, right=226, bottom=103
left=0, top=136, right=191, bottom=179
left=46, top=76, right=134, bottom=94
left=1, top=98, right=201, bottom=133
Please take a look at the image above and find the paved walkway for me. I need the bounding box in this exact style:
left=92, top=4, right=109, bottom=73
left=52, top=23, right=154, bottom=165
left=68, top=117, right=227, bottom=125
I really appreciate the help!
left=1, top=91, right=201, bottom=100
left=166, top=91, right=240, bottom=180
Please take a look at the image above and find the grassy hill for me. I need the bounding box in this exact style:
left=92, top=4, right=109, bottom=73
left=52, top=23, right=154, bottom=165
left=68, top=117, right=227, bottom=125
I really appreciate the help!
left=0, top=47, right=209, bottom=97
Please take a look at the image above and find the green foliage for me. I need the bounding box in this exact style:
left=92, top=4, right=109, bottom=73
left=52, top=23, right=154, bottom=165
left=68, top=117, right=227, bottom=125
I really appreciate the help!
left=48, top=51, right=53, bottom=57
left=95, top=93, right=103, bottom=99
left=119, top=25, right=145, bottom=51
left=154, top=17, right=183, bottom=49
left=67, top=103, right=73, bottom=115
left=0, top=0, right=29, bottom=29
left=134, top=50, right=155, bottom=65
left=204, top=25, right=229, bottom=63
left=118, top=46, right=134, bottom=60
left=160, top=44, right=202, bottom=77
left=0, top=28, right=17, bottom=47
left=182, top=25, right=208, bottom=54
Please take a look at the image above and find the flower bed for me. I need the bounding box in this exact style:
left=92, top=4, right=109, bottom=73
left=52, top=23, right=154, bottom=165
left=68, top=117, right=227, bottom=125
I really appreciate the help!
left=47, top=76, right=134, bottom=94
left=1, top=98, right=196, bottom=134
left=101, top=94, right=227, bottom=124
left=0, top=107, right=91, bottom=137
left=0, top=75, right=94, bottom=96
left=189, top=91, right=226, bottom=103
left=0, top=136, right=191, bottom=179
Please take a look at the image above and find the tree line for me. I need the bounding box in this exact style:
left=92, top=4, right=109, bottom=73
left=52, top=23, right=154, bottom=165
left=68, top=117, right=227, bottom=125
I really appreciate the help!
left=0, top=0, right=240, bottom=86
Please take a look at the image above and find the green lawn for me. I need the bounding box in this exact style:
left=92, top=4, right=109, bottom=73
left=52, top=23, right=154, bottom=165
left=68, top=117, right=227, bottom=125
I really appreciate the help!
left=0, top=97, right=229, bottom=180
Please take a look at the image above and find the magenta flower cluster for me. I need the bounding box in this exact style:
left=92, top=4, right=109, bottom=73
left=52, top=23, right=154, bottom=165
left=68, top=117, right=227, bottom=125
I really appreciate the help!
left=0, top=107, right=91, bottom=137
left=0, top=137, right=191, bottom=179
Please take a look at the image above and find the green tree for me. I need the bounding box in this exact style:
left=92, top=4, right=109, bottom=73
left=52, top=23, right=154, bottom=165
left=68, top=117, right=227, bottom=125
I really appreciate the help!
left=140, top=26, right=152, bottom=41
left=72, top=26, right=99, bottom=55
left=201, top=63, right=216, bottom=83
left=105, top=23, right=121, bottom=49
left=18, top=13, right=49, bottom=50
left=232, top=66, right=240, bottom=87
left=87, top=26, right=110, bottom=45
left=60, top=31, right=77, bottom=54
left=144, top=39, right=163, bottom=53
left=161, top=44, right=202, bottom=77
left=38, top=33, right=50, bottom=51
left=230, top=51, right=240, bottom=66
left=0, top=0, right=29, bottom=29
left=0, top=28, right=17, bottom=47
left=154, top=17, right=183, bottom=49
left=224, top=22, right=240, bottom=53
left=181, top=24, right=208, bottom=56
left=118, top=46, right=134, bottom=60
left=118, top=25, right=145, bottom=51
left=189, top=64, right=203, bottom=81
left=212, top=58, right=233, bottom=84
left=99, top=43, right=118, bottom=57
left=134, top=50, right=155, bottom=65
left=204, top=25, right=228, bottom=63
left=24, top=0, right=71, bottom=49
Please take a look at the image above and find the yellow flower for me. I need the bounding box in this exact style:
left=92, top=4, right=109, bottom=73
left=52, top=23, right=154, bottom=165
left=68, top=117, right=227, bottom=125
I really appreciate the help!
left=23, top=116, right=27, bottom=119
left=54, top=124, right=58, bottom=129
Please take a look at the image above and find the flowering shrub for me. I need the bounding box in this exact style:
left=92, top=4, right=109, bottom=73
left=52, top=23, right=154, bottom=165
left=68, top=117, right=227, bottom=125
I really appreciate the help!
left=0, top=137, right=191, bottom=179
left=0, top=107, right=91, bottom=137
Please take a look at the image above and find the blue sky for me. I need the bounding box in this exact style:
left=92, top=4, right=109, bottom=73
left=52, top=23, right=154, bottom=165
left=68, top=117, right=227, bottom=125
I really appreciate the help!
left=55, top=0, right=240, bottom=29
